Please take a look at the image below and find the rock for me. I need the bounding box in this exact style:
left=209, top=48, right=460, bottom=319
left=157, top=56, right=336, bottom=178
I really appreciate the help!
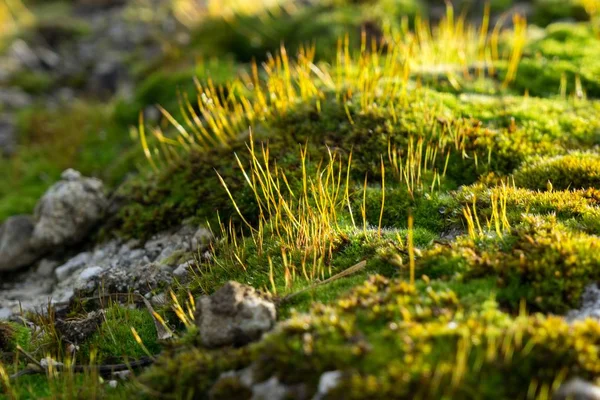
left=0, top=88, right=32, bottom=109
left=192, top=227, right=213, bottom=251
left=553, top=378, right=600, bottom=400
left=36, top=259, right=59, bottom=278
left=9, top=39, right=41, bottom=69
left=195, top=281, right=276, bottom=348
left=210, top=366, right=308, bottom=400
left=0, top=308, right=12, bottom=320
left=0, top=223, right=205, bottom=316
left=77, top=266, right=103, bottom=289
left=0, top=215, right=41, bottom=272
left=566, top=284, right=600, bottom=322
left=55, top=252, right=92, bottom=281
left=314, top=371, right=343, bottom=400
left=173, top=260, right=193, bottom=278
left=55, top=310, right=105, bottom=343
left=31, top=169, right=107, bottom=249
left=251, top=377, right=288, bottom=400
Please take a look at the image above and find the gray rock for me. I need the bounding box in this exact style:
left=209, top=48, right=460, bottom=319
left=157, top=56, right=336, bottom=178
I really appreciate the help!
left=0, top=88, right=32, bottom=109
left=0, top=215, right=41, bottom=272
left=566, top=284, right=600, bottom=322
left=0, top=223, right=208, bottom=315
left=0, top=308, right=12, bottom=320
left=251, top=377, right=288, bottom=400
left=55, top=252, right=92, bottom=281
left=31, top=169, right=107, bottom=249
left=173, top=260, right=194, bottom=278
left=9, top=39, right=40, bottom=69
left=195, top=281, right=276, bottom=348
left=36, top=259, right=59, bottom=278
left=554, top=378, right=600, bottom=400
left=192, top=227, right=213, bottom=251
left=314, top=371, right=342, bottom=400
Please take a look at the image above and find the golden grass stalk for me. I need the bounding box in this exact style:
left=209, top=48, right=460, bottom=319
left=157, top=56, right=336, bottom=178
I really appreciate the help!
left=142, top=9, right=526, bottom=167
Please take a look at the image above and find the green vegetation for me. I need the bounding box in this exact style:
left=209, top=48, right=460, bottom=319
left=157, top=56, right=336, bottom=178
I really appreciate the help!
left=3, top=0, right=600, bottom=398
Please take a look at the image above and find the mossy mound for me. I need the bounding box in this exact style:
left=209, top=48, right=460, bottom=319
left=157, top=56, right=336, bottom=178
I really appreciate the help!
left=419, top=215, right=600, bottom=313
left=513, top=152, right=600, bottom=191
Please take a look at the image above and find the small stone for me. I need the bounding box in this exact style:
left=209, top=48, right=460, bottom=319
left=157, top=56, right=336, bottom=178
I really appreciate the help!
left=77, top=266, right=103, bottom=291
left=40, top=357, right=64, bottom=369
left=251, top=377, right=288, bottom=400
left=31, top=169, right=107, bottom=250
left=173, top=260, right=193, bottom=278
left=61, top=168, right=82, bottom=181
left=0, top=215, right=41, bottom=272
left=151, top=293, right=167, bottom=307
left=315, top=371, right=342, bottom=399
left=113, top=370, right=131, bottom=381
left=0, top=308, right=12, bottom=320
left=36, top=259, right=59, bottom=278
left=192, top=227, right=213, bottom=251
left=554, top=378, right=600, bottom=400
left=195, top=281, right=276, bottom=348
left=55, top=252, right=92, bottom=281
left=55, top=310, right=104, bottom=343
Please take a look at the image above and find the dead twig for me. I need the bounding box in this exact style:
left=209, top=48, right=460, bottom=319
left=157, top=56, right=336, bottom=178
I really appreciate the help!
left=279, top=260, right=367, bottom=304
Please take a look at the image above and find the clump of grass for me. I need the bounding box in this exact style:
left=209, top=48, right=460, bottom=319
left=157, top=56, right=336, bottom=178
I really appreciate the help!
left=82, top=304, right=161, bottom=364
left=219, top=138, right=354, bottom=286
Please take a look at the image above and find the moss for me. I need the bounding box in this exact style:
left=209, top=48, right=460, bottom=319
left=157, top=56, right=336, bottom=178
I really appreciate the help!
left=0, top=322, right=15, bottom=352
left=8, top=70, right=54, bottom=94
left=81, top=305, right=160, bottom=363
left=137, top=274, right=600, bottom=399
left=208, top=376, right=252, bottom=400
left=135, top=346, right=252, bottom=400
left=185, top=1, right=421, bottom=63
left=0, top=321, right=31, bottom=353
left=532, top=0, right=591, bottom=26
left=419, top=215, right=600, bottom=313
left=506, top=23, right=600, bottom=98
left=513, top=152, right=600, bottom=190
left=452, top=182, right=600, bottom=230
left=114, top=60, right=239, bottom=126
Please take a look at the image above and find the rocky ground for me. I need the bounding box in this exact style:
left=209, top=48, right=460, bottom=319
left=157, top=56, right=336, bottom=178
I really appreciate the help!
left=2, top=0, right=600, bottom=399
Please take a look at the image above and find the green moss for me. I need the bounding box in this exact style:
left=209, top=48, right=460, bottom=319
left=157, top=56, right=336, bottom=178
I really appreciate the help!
left=453, top=182, right=600, bottom=230
left=507, top=23, right=600, bottom=98
left=185, top=1, right=421, bottom=63
left=419, top=215, right=600, bottom=313
left=0, top=321, right=31, bottom=353
left=514, top=152, right=600, bottom=190
left=532, top=0, right=590, bottom=26
left=136, top=346, right=251, bottom=400
left=82, top=305, right=160, bottom=363
left=8, top=70, right=54, bottom=94
left=137, top=274, right=600, bottom=399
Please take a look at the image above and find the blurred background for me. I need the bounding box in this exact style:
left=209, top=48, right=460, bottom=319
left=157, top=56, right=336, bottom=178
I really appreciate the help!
left=0, top=0, right=598, bottom=222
